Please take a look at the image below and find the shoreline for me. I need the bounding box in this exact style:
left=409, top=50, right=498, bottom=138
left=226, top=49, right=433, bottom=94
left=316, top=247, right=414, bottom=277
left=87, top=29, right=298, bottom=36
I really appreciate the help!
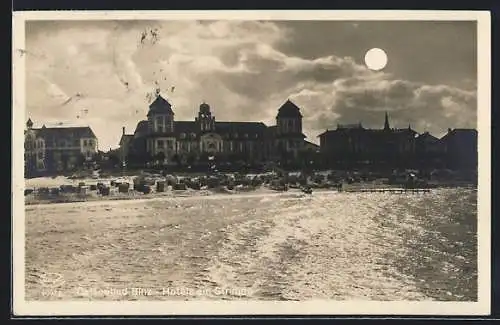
left=24, top=187, right=320, bottom=208
left=24, top=182, right=476, bottom=208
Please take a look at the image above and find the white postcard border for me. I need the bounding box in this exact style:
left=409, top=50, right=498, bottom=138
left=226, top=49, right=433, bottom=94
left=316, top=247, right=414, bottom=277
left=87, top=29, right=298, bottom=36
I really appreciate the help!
left=12, top=10, right=491, bottom=316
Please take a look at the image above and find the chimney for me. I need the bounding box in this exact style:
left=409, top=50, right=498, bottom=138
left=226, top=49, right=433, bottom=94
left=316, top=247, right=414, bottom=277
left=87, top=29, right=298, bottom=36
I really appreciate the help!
left=448, top=128, right=452, bottom=133
left=122, top=126, right=125, bottom=135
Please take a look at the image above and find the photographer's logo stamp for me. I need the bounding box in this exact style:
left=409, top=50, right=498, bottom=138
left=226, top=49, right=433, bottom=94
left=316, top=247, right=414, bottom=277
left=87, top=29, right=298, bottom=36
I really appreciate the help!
left=37, top=272, right=65, bottom=298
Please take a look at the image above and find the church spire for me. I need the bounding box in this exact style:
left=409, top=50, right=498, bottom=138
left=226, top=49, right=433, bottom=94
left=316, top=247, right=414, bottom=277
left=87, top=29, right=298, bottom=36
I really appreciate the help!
left=384, top=111, right=390, bottom=130
left=26, top=118, right=33, bottom=129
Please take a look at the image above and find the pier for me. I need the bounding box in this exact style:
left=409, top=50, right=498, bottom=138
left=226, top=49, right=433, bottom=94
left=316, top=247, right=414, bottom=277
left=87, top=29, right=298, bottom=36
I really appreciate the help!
left=343, top=188, right=431, bottom=194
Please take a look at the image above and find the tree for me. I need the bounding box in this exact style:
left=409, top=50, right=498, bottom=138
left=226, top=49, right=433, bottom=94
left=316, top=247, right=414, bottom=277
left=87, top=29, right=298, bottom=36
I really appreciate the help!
left=108, top=152, right=120, bottom=168
left=142, top=152, right=154, bottom=167
left=94, top=151, right=104, bottom=163
left=126, top=152, right=138, bottom=168
left=172, top=153, right=182, bottom=166
left=75, top=153, right=86, bottom=169
left=155, top=151, right=166, bottom=166
left=199, top=152, right=210, bottom=163
left=186, top=153, right=196, bottom=167
left=60, top=153, right=70, bottom=171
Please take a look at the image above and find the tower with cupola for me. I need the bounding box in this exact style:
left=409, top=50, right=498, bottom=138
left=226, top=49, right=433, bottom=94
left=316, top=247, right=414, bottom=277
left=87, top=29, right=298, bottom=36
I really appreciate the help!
left=195, top=102, right=216, bottom=133
left=275, top=99, right=306, bottom=158
left=145, top=95, right=176, bottom=160
left=147, top=95, right=175, bottom=134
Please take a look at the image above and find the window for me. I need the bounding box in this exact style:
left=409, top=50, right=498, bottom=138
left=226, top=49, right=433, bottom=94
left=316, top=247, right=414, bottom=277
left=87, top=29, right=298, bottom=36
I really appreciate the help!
left=74, top=139, right=79, bottom=146
left=244, top=133, right=248, bottom=138
left=255, top=134, right=258, bottom=138
left=156, top=117, right=165, bottom=132
left=83, top=140, right=88, bottom=146
left=157, top=140, right=164, bottom=148
left=180, top=133, right=186, bottom=139
left=191, top=133, right=196, bottom=138
left=234, top=133, right=238, bottom=138
left=88, top=140, right=93, bottom=147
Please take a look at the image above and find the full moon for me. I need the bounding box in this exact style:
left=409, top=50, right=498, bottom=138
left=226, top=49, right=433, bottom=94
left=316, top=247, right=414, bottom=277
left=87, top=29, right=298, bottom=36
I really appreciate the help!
left=364, top=48, right=388, bottom=71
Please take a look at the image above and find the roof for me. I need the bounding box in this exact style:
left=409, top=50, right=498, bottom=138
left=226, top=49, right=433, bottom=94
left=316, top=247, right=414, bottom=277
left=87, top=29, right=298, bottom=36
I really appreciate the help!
left=175, top=121, right=198, bottom=134
left=441, top=128, right=478, bottom=141
left=216, top=121, right=268, bottom=133
left=318, top=126, right=417, bottom=138
left=147, top=95, right=174, bottom=116
left=174, top=121, right=200, bottom=139
left=119, top=134, right=133, bottom=146
left=417, top=132, right=439, bottom=142
left=338, top=123, right=364, bottom=129
left=131, top=120, right=270, bottom=140
left=276, top=99, right=303, bottom=118
left=317, top=129, right=334, bottom=137
left=305, top=140, right=320, bottom=148
left=32, top=126, right=97, bottom=139
left=134, top=121, right=149, bottom=136
left=265, top=125, right=277, bottom=137
left=216, top=121, right=268, bottom=140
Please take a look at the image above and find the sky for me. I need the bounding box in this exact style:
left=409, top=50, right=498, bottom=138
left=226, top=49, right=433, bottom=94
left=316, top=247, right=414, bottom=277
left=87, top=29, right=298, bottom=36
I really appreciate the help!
left=24, top=20, right=477, bottom=150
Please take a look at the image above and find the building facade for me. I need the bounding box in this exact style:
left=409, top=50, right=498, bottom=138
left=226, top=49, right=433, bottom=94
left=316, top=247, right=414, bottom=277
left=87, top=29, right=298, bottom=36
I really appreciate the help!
left=440, top=128, right=478, bottom=169
left=24, top=118, right=99, bottom=176
left=318, top=112, right=477, bottom=169
left=120, top=95, right=310, bottom=166
left=318, top=112, right=418, bottom=165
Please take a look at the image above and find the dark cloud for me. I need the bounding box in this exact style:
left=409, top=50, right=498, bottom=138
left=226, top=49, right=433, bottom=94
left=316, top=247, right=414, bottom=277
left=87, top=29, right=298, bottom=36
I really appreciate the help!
left=25, top=19, right=478, bottom=149
left=303, top=75, right=477, bottom=138
left=274, top=21, right=476, bottom=88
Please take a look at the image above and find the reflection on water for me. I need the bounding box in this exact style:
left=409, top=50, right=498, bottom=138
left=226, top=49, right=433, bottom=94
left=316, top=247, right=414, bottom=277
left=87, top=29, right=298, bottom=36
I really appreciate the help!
left=26, top=188, right=478, bottom=301
left=211, top=188, right=477, bottom=301
left=379, top=189, right=477, bottom=301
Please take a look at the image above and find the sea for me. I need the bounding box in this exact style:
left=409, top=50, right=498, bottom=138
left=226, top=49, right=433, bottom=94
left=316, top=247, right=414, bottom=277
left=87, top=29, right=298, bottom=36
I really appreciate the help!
left=25, top=187, right=478, bottom=301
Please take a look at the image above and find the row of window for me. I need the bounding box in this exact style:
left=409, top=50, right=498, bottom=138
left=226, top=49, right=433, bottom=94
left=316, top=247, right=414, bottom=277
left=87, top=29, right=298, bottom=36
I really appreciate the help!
left=177, top=133, right=259, bottom=139
left=278, top=119, right=301, bottom=133
left=179, top=133, right=197, bottom=139
left=154, top=141, right=259, bottom=152
left=154, top=126, right=174, bottom=133
left=82, top=139, right=95, bottom=147
left=156, top=140, right=175, bottom=149
left=154, top=117, right=174, bottom=134
left=34, top=151, right=93, bottom=161
left=31, top=139, right=94, bottom=148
